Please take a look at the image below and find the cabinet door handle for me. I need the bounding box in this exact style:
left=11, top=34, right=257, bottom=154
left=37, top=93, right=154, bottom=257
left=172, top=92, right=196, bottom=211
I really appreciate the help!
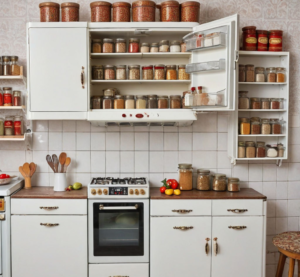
left=205, top=238, right=210, bottom=256
left=213, top=238, right=218, bottom=256
left=40, top=223, right=59, bottom=227
left=172, top=209, right=192, bottom=213
left=173, top=226, right=193, bottom=230
left=228, top=226, right=247, bottom=230
left=81, top=66, right=85, bottom=88
left=109, top=276, right=129, bottom=277
left=40, top=206, right=59, bottom=210
left=227, top=209, right=248, bottom=213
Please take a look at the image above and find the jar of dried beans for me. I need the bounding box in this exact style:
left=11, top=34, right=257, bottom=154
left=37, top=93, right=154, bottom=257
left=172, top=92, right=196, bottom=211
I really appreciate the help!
left=129, top=38, right=140, bottom=53
left=91, top=96, right=102, bottom=109
left=255, top=67, right=265, bottom=82
left=178, top=65, right=190, bottom=80
left=197, top=169, right=210, bottom=191
left=39, top=2, right=60, bottom=22
left=239, top=64, right=245, bottom=82
left=92, top=39, right=102, bottom=53
left=227, top=178, right=240, bottom=192
left=181, top=41, right=187, bottom=52
left=132, top=0, right=156, bottom=22
left=238, top=141, right=246, bottom=158
left=3, top=87, right=12, bottom=106
left=261, top=98, right=270, bottom=109
left=10, top=56, right=21, bottom=76
left=141, top=43, right=150, bottom=53
left=136, top=95, right=147, bottom=109
left=161, top=0, right=180, bottom=22
left=13, top=91, right=21, bottom=106
left=270, top=98, right=282, bottom=109
left=112, top=2, right=131, bottom=22
left=212, top=174, right=227, bottom=191
left=104, top=65, right=115, bottom=80
left=159, top=40, right=170, bottom=52
left=271, top=120, right=283, bottom=134
left=128, top=65, right=140, bottom=80
left=142, top=65, right=153, bottom=80
left=4, top=116, right=14, bottom=136
left=278, top=144, right=285, bottom=157
left=242, top=26, right=257, bottom=51
left=178, top=164, right=193, bottom=190
left=170, top=40, right=181, bottom=52
left=90, top=1, right=112, bottom=22
left=115, top=38, right=126, bottom=53
left=256, top=141, right=266, bottom=158
left=240, top=118, right=250, bottom=135
left=267, top=144, right=278, bottom=158
left=245, top=64, right=255, bottom=82
left=114, top=95, right=125, bottom=109
left=257, top=30, right=268, bottom=51
left=158, top=95, right=168, bottom=109
left=170, top=95, right=181, bottom=109
left=266, top=67, right=276, bottom=82
left=103, top=96, right=113, bottom=109
left=61, top=2, right=80, bottom=22
left=147, top=95, right=157, bottom=109
left=238, top=91, right=249, bottom=109
left=115, top=65, right=126, bottom=80
left=125, top=95, right=135, bottom=109
left=269, top=30, right=283, bottom=52
left=154, top=64, right=165, bottom=80
left=92, top=65, right=104, bottom=80
left=14, top=116, right=23, bottom=136
left=180, top=1, right=200, bottom=22
left=103, top=38, right=114, bottom=53
left=2, top=56, right=10, bottom=76
left=250, top=97, right=261, bottom=109
left=261, top=119, right=271, bottom=134
left=251, top=121, right=261, bottom=134
left=246, top=141, right=256, bottom=158
left=150, top=43, right=159, bottom=52
left=276, top=67, right=285, bottom=83
left=166, top=65, right=177, bottom=80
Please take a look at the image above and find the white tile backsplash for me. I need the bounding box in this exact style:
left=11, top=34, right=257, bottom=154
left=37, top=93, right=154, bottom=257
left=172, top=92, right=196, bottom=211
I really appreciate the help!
left=193, top=133, right=217, bottom=150
left=63, top=121, right=76, bottom=132
left=49, top=132, right=62, bottom=151
left=63, top=132, right=76, bottom=151
left=164, top=133, right=178, bottom=151
left=106, top=133, right=120, bottom=151
left=150, top=132, right=164, bottom=151
left=91, top=151, right=105, bottom=173
left=120, top=132, right=134, bottom=151
left=135, top=151, right=149, bottom=173
left=91, top=133, right=106, bottom=151
left=135, top=133, right=149, bottom=151
left=105, top=151, right=120, bottom=173
left=49, top=121, right=63, bottom=132
left=120, top=151, right=134, bottom=173
left=150, top=152, right=164, bottom=173
left=32, top=132, right=48, bottom=151
left=76, top=133, right=91, bottom=151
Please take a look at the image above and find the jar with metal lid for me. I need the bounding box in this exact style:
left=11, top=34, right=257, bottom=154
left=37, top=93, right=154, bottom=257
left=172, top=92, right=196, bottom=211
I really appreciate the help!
left=141, top=43, right=150, bottom=53
left=128, top=65, right=140, bottom=80
left=238, top=91, right=249, bottom=109
left=116, top=65, right=127, bottom=80
left=147, top=95, right=157, bottom=109
left=227, top=178, right=240, bottom=192
left=270, top=98, right=283, bottom=109
left=246, top=141, right=256, bottom=158
left=276, top=67, right=285, bottom=83
left=271, top=120, right=284, bottom=134
left=150, top=43, right=159, bottom=52
left=92, top=65, right=104, bottom=80
left=115, top=38, right=126, bottom=53
left=4, top=116, right=14, bottom=136
left=90, top=1, right=112, bottom=22
left=91, top=96, right=102, bottom=109
left=238, top=141, right=246, bottom=158
left=170, top=40, right=181, bottom=52
left=242, top=26, right=257, bottom=51
left=39, top=2, right=60, bottom=22
left=197, top=169, right=210, bottom=191
left=103, top=88, right=118, bottom=97
left=256, top=141, right=266, bottom=158
left=154, top=64, right=165, bottom=80
left=212, top=174, right=227, bottom=191
left=0, top=118, right=3, bottom=136
left=170, top=95, right=181, bottom=109
left=251, top=121, right=261, bottom=134
left=159, top=40, right=170, bottom=52
left=136, top=95, right=147, bottom=109
left=125, top=95, right=135, bottom=109
left=178, top=164, right=193, bottom=190
left=2, top=56, right=10, bottom=76
left=142, top=65, right=153, bottom=80
left=250, top=117, right=261, bottom=123
left=240, top=117, right=250, bottom=135
left=257, top=30, right=268, bottom=51
left=261, top=98, right=270, bottom=109
left=157, top=95, right=168, bottom=109
left=104, top=65, right=115, bottom=80
left=10, top=56, right=20, bottom=76
left=245, top=64, right=255, bottom=82
left=266, top=67, right=276, bottom=82
left=261, top=119, right=271, bottom=134
left=278, top=143, right=285, bottom=157
left=14, top=116, right=23, bottom=135
left=112, top=2, right=131, bottom=22
left=103, top=96, right=113, bottom=109
left=255, top=67, right=265, bottom=82
left=92, top=39, right=102, bottom=53
left=250, top=97, right=261, bottom=109
left=239, top=64, right=245, bottom=82
left=0, top=88, right=3, bottom=106
left=267, top=144, right=278, bottom=158
left=180, top=1, right=200, bottom=22
left=129, top=38, right=140, bottom=53
left=114, top=95, right=125, bottom=109
left=103, top=38, right=114, bottom=53
left=61, top=2, right=80, bottom=22
left=161, top=0, right=180, bottom=22
left=13, top=91, right=21, bottom=106
left=132, top=0, right=156, bottom=22
left=166, top=65, right=177, bottom=80
left=181, top=41, right=186, bottom=52
left=3, top=87, right=12, bottom=106
left=269, top=30, right=283, bottom=52
left=178, top=64, right=190, bottom=80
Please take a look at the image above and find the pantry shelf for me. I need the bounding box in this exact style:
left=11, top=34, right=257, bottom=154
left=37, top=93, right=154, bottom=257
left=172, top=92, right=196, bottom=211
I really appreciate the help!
left=90, top=52, right=192, bottom=59
left=0, top=135, right=25, bottom=141
left=91, top=80, right=191, bottom=84
left=238, top=134, right=286, bottom=137
left=236, top=157, right=286, bottom=161
left=186, top=59, right=225, bottom=74
left=239, top=82, right=287, bottom=85
left=239, top=51, right=290, bottom=57
left=0, top=106, right=26, bottom=110
left=238, top=109, right=286, bottom=112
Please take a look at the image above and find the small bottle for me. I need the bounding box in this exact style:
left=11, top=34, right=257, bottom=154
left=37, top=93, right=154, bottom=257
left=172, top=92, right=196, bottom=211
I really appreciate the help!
left=184, top=87, right=195, bottom=107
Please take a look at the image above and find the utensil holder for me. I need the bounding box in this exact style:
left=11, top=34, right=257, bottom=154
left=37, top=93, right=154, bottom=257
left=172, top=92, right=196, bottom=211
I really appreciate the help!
left=25, top=177, right=32, bottom=189
left=53, top=173, right=68, bottom=192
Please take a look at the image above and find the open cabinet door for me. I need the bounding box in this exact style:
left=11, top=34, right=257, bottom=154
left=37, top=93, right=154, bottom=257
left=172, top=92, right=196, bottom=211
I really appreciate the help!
left=184, top=14, right=239, bottom=111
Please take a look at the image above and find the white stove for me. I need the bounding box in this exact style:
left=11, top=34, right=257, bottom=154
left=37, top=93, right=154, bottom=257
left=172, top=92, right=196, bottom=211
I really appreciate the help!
left=0, top=178, right=23, bottom=196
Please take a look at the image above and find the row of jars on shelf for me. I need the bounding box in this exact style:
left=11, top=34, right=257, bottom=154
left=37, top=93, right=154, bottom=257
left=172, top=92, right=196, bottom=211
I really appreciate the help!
left=92, top=38, right=187, bottom=53
left=238, top=141, right=285, bottom=158
left=0, top=56, right=21, bottom=76
left=239, top=93, right=284, bottom=110
left=92, top=64, right=190, bottom=80
left=0, top=88, right=22, bottom=106
left=239, top=117, right=284, bottom=135
left=239, top=65, right=286, bottom=83
left=0, top=116, right=23, bottom=136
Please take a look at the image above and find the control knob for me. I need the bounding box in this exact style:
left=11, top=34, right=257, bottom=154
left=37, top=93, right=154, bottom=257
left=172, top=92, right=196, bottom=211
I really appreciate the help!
left=129, top=189, right=134, bottom=195
left=97, top=189, right=102, bottom=195
left=135, top=189, right=139, bottom=195
left=91, top=189, right=96, bottom=195
left=140, top=189, right=146, bottom=195
left=103, top=189, right=108, bottom=195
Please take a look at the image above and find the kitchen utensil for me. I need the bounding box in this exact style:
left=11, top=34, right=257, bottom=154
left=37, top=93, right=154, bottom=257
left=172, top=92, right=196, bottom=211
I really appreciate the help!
left=23, top=163, right=31, bottom=176
left=20, top=163, right=32, bottom=190
left=59, top=152, right=67, bottom=173
left=53, top=173, right=68, bottom=192
left=64, top=157, right=71, bottom=173
left=0, top=176, right=18, bottom=185
left=52, top=154, right=59, bottom=173
left=19, top=166, right=27, bottom=178
left=29, top=163, right=36, bottom=177
left=46, top=155, right=55, bottom=173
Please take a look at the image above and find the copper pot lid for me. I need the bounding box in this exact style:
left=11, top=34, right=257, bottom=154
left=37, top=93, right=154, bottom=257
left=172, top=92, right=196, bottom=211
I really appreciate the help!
left=39, top=2, right=60, bottom=8
left=132, top=0, right=156, bottom=8
left=161, top=0, right=179, bottom=7
left=112, top=2, right=131, bottom=7
left=90, top=1, right=112, bottom=8
left=61, top=2, right=80, bottom=8
left=181, top=1, right=200, bottom=7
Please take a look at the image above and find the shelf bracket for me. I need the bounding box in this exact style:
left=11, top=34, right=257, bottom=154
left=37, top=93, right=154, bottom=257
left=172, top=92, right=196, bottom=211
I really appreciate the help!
left=276, top=160, right=282, bottom=167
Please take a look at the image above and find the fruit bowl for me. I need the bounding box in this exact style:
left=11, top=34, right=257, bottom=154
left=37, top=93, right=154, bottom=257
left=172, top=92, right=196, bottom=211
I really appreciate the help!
left=0, top=175, right=17, bottom=186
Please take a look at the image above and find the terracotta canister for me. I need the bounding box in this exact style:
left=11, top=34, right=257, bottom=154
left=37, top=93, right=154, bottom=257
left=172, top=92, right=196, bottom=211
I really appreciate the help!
left=180, top=1, right=200, bottom=22
left=242, top=26, right=257, bottom=51
left=90, top=1, right=112, bottom=22
left=269, top=30, right=283, bottom=51
left=61, top=2, right=80, bottom=22
left=132, top=0, right=156, bottom=22
left=161, top=0, right=180, bottom=22
left=112, top=2, right=131, bottom=22
left=39, top=2, right=60, bottom=22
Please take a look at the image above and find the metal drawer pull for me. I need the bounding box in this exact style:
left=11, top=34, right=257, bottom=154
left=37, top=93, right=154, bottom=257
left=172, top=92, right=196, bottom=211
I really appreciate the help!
left=227, top=209, right=248, bottom=213
left=40, top=206, right=59, bottom=210
left=81, top=66, right=85, bottom=88
left=109, top=276, right=129, bottom=277
left=228, top=226, right=247, bottom=230
left=100, top=204, right=138, bottom=210
left=213, top=238, right=218, bottom=256
left=172, top=209, right=192, bottom=213
left=40, top=223, right=59, bottom=227
left=205, top=238, right=210, bottom=255
left=173, top=226, right=193, bottom=230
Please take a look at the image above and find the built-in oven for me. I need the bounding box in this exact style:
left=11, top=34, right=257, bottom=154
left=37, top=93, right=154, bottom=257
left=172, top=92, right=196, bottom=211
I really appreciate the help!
left=88, top=199, right=149, bottom=264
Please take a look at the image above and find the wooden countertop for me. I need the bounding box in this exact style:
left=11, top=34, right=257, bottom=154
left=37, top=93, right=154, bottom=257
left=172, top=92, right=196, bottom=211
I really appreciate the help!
left=150, top=188, right=267, bottom=200
left=12, top=187, right=87, bottom=199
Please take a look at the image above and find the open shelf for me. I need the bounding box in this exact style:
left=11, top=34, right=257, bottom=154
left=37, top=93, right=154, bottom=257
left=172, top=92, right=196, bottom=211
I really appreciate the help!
left=0, top=135, right=25, bottom=141
left=239, top=82, right=287, bottom=85
left=0, top=106, right=26, bottom=110
left=238, top=134, right=286, bottom=137
left=186, top=59, right=225, bottom=74
left=91, top=80, right=191, bottom=84
left=236, top=157, right=286, bottom=161
left=0, top=75, right=24, bottom=80
left=238, top=109, right=286, bottom=112
left=185, top=32, right=226, bottom=52
left=239, top=51, right=290, bottom=57
left=91, top=52, right=191, bottom=59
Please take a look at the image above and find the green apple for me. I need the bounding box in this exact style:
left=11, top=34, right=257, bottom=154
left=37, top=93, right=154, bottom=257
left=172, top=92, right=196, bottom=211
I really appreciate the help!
left=72, top=182, right=82, bottom=190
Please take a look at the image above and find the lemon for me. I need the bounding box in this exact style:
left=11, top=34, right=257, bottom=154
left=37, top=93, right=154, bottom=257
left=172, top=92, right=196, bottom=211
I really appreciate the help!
left=174, top=189, right=181, bottom=196
left=165, top=189, right=174, bottom=196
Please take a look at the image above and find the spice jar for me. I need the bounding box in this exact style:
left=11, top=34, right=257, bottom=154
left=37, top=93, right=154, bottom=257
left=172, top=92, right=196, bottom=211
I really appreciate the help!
left=245, top=64, right=255, bottom=82
left=115, top=38, right=126, bottom=53
left=238, top=91, right=249, bottom=109
left=255, top=67, right=265, bottom=82
left=212, top=174, right=227, bottom=191
left=278, top=144, right=285, bottom=157
left=269, top=30, right=283, bottom=52
left=240, top=118, right=250, bottom=135
left=180, top=1, right=200, bottom=22
left=103, top=96, right=113, bottom=109
left=256, top=141, right=266, bottom=158
left=239, top=64, right=245, bottom=82
left=250, top=97, right=261, bottom=109
left=159, top=40, right=170, bottom=52
left=114, top=95, right=125, bottom=109
left=261, top=98, right=270, bottom=109
left=147, top=95, right=157, bottom=109
left=128, top=65, right=140, bottom=80
left=90, top=1, right=112, bottom=22
left=104, top=65, right=115, bottom=80
left=170, top=40, right=181, bottom=52
left=112, top=2, right=131, bottom=22
left=178, top=164, right=193, bottom=190
left=267, top=144, right=278, bottom=158
left=92, top=65, right=104, bottom=80
left=0, top=118, right=3, bottom=136
left=227, top=178, right=240, bottom=192
left=261, top=119, right=271, bottom=134
left=4, top=116, right=14, bottom=136
left=181, top=41, right=187, bottom=52
left=3, top=87, right=12, bottom=106
left=142, top=65, right=153, bottom=80
left=14, top=116, right=23, bottom=136
left=39, top=2, right=60, bottom=22
left=161, top=0, right=180, bottom=22
left=13, top=91, right=21, bottom=106
left=246, top=141, right=256, bottom=158
left=158, top=95, right=168, bottom=109
left=250, top=117, right=261, bottom=123
left=276, top=67, right=285, bottom=83
left=91, top=96, right=102, bottom=109
left=238, top=141, right=246, bottom=158
left=257, top=30, right=268, bottom=51
left=10, top=56, right=21, bottom=76
left=271, top=120, right=283, bottom=134
left=150, top=43, right=159, bottom=52
left=92, top=39, right=102, bottom=53
left=136, top=95, right=147, bottom=109
left=116, top=65, right=127, bottom=80
left=270, top=98, right=283, bottom=109
left=178, top=65, right=190, bottom=80
left=141, top=43, right=150, bottom=53
left=197, top=169, right=210, bottom=191
left=242, top=26, right=257, bottom=51
left=154, top=64, right=165, bottom=80
left=103, top=88, right=118, bottom=97
left=251, top=121, right=261, bottom=134
left=125, top=95, right=135, bottom=109
left=2, top=56, right=10, bottom=76
left=132, top=0, right=156, bottom=22
left=170, top=95, right=181, bottom=109
left=61, top=2, right=80, bottom=22
left=166, top=65, right=177, bottom=80
left=103, top=38, right=114, bottom=53
left=185, top=87, right=195, bottom=107
left=266, top=67, right=276, bottom=82
left=129, top=38, right=140, bottom=53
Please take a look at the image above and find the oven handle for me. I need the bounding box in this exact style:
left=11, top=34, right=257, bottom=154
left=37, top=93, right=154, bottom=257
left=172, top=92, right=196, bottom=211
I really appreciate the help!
left=99, top=204, right=139, bottom=210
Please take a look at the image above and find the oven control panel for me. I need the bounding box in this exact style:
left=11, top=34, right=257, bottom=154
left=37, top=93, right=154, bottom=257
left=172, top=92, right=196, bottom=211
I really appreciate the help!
left=89, top=187, right=148, bottom=198
left=109, top=187, right=128, bottom=195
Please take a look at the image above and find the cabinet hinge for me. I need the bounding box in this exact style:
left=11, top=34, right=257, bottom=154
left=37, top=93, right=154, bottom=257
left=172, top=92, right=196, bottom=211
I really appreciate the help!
left=234, top=50, right=239, bottom=70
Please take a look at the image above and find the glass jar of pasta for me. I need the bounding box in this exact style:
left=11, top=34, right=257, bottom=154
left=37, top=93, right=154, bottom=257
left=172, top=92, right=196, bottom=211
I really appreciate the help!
left=166, top=65, right=177, bottom=80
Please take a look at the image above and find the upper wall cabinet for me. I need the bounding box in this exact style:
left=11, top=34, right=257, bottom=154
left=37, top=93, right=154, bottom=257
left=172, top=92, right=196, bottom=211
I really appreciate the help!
left=27, top=23, right=88, bottom=120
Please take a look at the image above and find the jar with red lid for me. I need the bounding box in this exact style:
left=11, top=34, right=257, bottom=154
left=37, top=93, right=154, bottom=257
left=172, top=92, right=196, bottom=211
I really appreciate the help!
left=142, top=65, right=153, bottom=80
left=14, top=116, right=23, bottom=136
left=112, top=2, right=131, bottom=22
left=129, top=38, right=140, bottom=53
left=242, top=26, right=257, bottom=51
left=161, top=0, right=180, bottom=22
left=269, top=30, right=283, bottom=51
left=61, top=2, right=80, bottom=22
left=180, top=1, right=200, bottom=22
left=154, top=64, right=165, bottom=80
left=257, top=30, right=268, bottom=51
left=4, top=116, right=14, bottom=136
left=3, top=87, right=12, bottom=106
left=90, top=1, right=112, bottom=22
left=132, top=0, right=156, bottom=22
left=39, top=2, right=60, bottom=22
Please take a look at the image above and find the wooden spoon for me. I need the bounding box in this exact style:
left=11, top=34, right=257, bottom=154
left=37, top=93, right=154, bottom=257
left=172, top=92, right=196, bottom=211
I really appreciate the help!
left=52, top=154, right=59, bottom=173
left=64, top=157, right=71, bottom=173
left=29, top=163, right=36, bottom=177
left=59, top=152, right=67, bottom=173
left=46, top=155, right=55, bottom=173
left=19, top=166, right=27, bottom=178
left=22, top=163, right=31, bottom=190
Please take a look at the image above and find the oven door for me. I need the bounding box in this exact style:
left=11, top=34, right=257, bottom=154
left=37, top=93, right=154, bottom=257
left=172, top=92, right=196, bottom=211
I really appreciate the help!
left=88, top=199, right=149, bottom=263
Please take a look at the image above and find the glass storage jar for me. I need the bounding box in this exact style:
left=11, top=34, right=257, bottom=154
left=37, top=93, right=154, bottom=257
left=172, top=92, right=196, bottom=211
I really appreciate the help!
left=90, top=1, right=111, bottom=22
left=261, top=98, right=270, bottom=109
left=227, top=178, right=240, bottom=192
left=112, top=2, right=131, bottom=22
left=159, top=40, right=170, bottom=52
left=181, top=41, right=187, bottom=52
left=116, top=65, right=127, bottom=80
left=136, top=95, right=147, bottom=109
left=10, top=56, right=20, bottom=75
left=238, top=91, right=249, bottom=109
left=13, top=91, right=21, bottom=106
left=142, top=65, right=153, bottom=80
left=178, top=164, right=193, bottom=190
left=150, top=43, right=159, bottom=52
left=125, top=95, right=135, bottom=109
left=102, top=38, right=114, bottom=53
left=4, top=116, right=14, bottom=136
left=250, top=97, right=261, bottom=109
left=180, top=1, right=200, bottom=22
left=0, top=118, right=3, bottom=136
left=271, top=120, right=284, bottom=134
left=251, top=121, right=261, bottom=134
left=103, top=96, right=113, bottom=109
left=13, top=116, right=23, bottom=135
left=154, top=64, right=165, bottom=80
left=128, top=65, right=140, bottom=80
left=255, top=67, right=265, bottom=82
left=115, top=38, right=126, bottom=53
left=178, top=65, right=190, bottom=80
left=278, top=143, right=285, bottom=157
left=250, top=117, right=261, bottom=123
left=240, top=117, right=250, bottom=135
left=269, top=30, right=283, bottom=51
left=141, top=42, right=150, bottom=53
left=92, top=65, right=104, bottom=80
left=238, top=141, right=246, bottom=158
left=114, top=95, right=125, bottom=109
left=242, top=26, right=257, bottom=51
left=3, top=87, right=12, bottom=106
left=129, top=38, right=140, bottom=53
left=256, top=141, right=266, bottom=158
left=39, top=2, right=60, bottom=22
left=212, top=174, right=227, bottom=191
left=267, top=144, right=278, bottom=158
left=270, top=98, right=282, bottom=109
left=245, top=64, right=255, bottom=82
left=246, top=141, right=256, bottom=158
left=170, top=40, right=181, bottom=52
left=92, top=39, right=102, bottom=53
left=197, top=169, right=210, bottom=191
left=157, top=95, right=168, bottom=109
left=161, top=0, right=180, bottom=22
left=104, top=65, right=115, bottom=80
left=276, top=67, right=285, bottom=83
left=103, top=88, right=118, bottom=97
left=239, top=64, right=245, bottom=82
left=166, top=65, right=177, bottom=80
left=2, top=56, right=10, bottom=76
left=91, top=96, right=102, bottom=109
left=266, top=67, right=276, bottom=82
left=61, top=2, right=80, bottom=22
left=170, top=95, right=181, bottom=109
left=261, top=119, right=271, bottom=134
left=132, top=0, right=156, bottom=22
left=147, top=95, right=157, bottom=109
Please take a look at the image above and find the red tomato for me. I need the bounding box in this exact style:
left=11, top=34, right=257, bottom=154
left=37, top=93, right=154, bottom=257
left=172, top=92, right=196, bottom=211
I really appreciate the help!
left=160, top=186, right=166, bottom=193
left=5, top=174, right=10, bottom=178
left=0, top=174, right=7, bottom=179
left=166, top=179, right=173, bottom=187
left=167, top=179, right=179, bottom=189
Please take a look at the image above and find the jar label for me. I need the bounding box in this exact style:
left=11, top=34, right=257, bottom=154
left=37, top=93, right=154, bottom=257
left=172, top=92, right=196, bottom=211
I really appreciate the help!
left=269, top=38, right=282, bottom=44
left=3, top=94, right=12, bottom=104
left=246, top=37, right=257, bottom=44
left=258, top=37, right=268, bottom=44
left=4, top=121, right=13, bottom=127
